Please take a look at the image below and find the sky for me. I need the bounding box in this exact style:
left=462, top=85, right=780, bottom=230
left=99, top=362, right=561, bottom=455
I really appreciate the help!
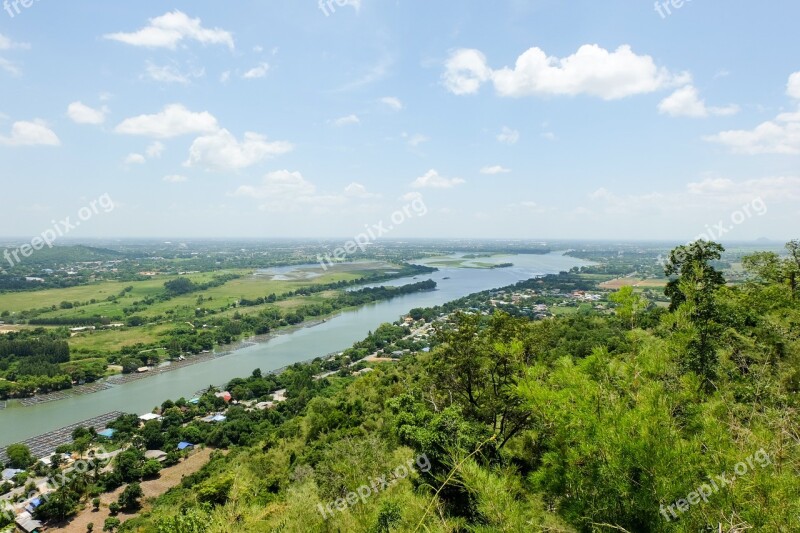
left=0, top=0, right=798, bottom=242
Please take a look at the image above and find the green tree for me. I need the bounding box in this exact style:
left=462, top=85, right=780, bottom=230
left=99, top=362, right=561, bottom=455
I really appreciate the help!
left=664, top=241, right=726, bottom=388
left=103, top=517, right=121, bottom=532
left=118, top=482, right=144, bottom=512
left=608, top=286, right=647, bottom=329
left=5, top=443, right=34, bottom=469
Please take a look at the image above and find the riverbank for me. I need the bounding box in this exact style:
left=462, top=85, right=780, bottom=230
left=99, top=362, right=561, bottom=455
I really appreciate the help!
left=4, top=316, right=334, bottom=408
left=0, top=253, right=592, bottom=448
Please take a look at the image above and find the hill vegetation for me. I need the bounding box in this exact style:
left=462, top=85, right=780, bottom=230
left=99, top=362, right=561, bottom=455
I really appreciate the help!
left=99, top=240, right=800, bottom=532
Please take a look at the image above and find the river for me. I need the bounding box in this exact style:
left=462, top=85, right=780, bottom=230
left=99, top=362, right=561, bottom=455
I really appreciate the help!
left=0, top=252, right=589, bottom=447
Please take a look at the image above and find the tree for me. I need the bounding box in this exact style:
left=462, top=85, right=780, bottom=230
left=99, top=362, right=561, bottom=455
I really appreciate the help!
left=608, top=286, right=647, bottom=329
left=742, top=241, right=800, bottom=300
left=34, top=489, right=78, bottom=522
left=108, top=502, right=120, bottom=516
left=664, top=241, right=726, bottom=388
left=92, top=497, right=101, bottom=511
left=87, top=523, right=94, bottom=532
left=5, top=443, right=34, bottom=469
left=118, top=482, right=143, bottom=512
left=103, top=517, right=120, bottom=532
left=429, top=311, right=532, bottom=448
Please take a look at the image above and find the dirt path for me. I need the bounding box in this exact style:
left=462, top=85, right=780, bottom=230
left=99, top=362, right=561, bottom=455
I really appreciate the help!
left=54, top=447, right=215, bottom=532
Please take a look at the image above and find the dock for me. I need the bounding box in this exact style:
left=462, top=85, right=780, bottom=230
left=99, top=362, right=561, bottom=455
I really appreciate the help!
left=0, top=411, right=126, bottom=465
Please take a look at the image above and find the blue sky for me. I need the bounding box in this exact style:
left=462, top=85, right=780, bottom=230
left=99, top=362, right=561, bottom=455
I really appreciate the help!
left=0, top=0, right=798, bottom=241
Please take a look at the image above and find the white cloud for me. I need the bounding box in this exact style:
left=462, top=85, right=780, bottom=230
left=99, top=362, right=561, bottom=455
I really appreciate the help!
left=705, top=73, right=800, bottom=154
left=658, top=85, right=739, bottom=118
left=0, top=34, right=29, bottom=76
left=0, top=34, right=29, bottom=51
left=163, top=174, right=188, bottom=183
left=186, top=129, right=293, bottom=171
left=704, top=113, right=800, bottom=155
left=243, top=63, right=270, bottom=79
left=67, top=102, right=108, bottom=125
left=444, top=44, right=688, bottom=100
left=480, top=165, right=511, bottom=174
left=233, top=170, right=315, bottom=199
left=144, top=61, right=204, bottom=84
left=124, top=153, right=146, bottom=165
left=115, top=104, right=219, bottom=139
left=344, top=182, right=380, bottom=199
left=788, top=72, right=800, bottom=100
left=686, top=177, right=734, bottom=195
left=686, top=176, right=800, bottom=203
left=411, top=169, right=465, bottom=189
left=0, top=120, right=60, bottom=146
left=0, top=57, right=20, bottom=76
left=146, top=141, right=165, bottom=158
left=404, top=133, right=429, bottom=147
left=497, top=126, right=519, bottom=144
left=104, top=10, right=234, bottom=50
left=220, top=71, right=231, bottom=84
left=380, top=97, right=403, bottom=111
left=333, top=114, right=360, bottom=127
left=589, top=176, right=800, bottom=217
left=124, top=141, right=165, bottom=166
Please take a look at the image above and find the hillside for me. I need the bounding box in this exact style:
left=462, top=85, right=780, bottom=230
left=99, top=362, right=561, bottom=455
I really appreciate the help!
left=7, top=241, right=799, bottom=533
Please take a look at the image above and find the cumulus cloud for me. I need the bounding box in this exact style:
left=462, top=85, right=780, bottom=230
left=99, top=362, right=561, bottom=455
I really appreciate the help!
left=380, top=96, right=403, bottom=111
left=146, top=141, right=165, bottom=158
left=0, top=33, right=28, bottom=51
left=480, top=165, right=511, bottom=174
left=243, top=63, right=270, bottom=79
left=185, top=129, right=293, bottom=171
left=124, top=141, right=165, bottom=166
left=67, top=102, right=108, bottom=125
left=497, top=126, right=519, bottom=144
left=589, top=176, right=800, bottom=217
left=104, top=10, right=234, bottom=50
left=144, top=61, right=204, bottom=84
left=344, top=182, right=380, bottom=199
left=0, top=120, right=60, bottom=146
left=788, top=72, right=800, bottom=100
left=404, top=133, right=429, bottom=147
left=0, top=33, right=29, bottom=76
left=704, top=73, right=800, bottom=154
left=115, top=104, right=219, bottom=138
left=658, top=85, right=739, bottom=118
left=333, top=114, right=360, bottom=127
left=124, top=153, right=146, bottom=165
left=411, top=169, right=465, bottom=189
left=444, top=44, right=688, bottom=100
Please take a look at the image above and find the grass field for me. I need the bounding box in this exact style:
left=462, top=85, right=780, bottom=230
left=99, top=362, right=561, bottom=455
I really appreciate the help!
left=0, top=272, right=229, bottom=314
left=599, top=277, right=668, bottom=290
left=0, top=263, right=397, bottom=322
